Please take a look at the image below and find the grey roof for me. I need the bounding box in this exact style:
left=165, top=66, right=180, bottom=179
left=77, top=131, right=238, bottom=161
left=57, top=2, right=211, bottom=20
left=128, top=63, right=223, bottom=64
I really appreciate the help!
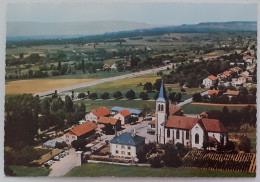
left=110, top=132, right=145, bottom=146
left=111, top=107, right=142, bottom=115
left=43, top=140, right=57, bottom=148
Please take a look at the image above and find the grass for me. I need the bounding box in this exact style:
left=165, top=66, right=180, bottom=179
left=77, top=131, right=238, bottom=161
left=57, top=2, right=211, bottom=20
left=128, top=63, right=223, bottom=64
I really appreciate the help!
left=5, top=78, right=98, bottom=94
left=230, top=131, right=256, bottom=153
left=65, top=163, right=255, bottom=177
left=8, top=165, right=51, bottom=176
left=181, top=103, right=246, bottom=114
left=77, top=99, right=156, bottom=113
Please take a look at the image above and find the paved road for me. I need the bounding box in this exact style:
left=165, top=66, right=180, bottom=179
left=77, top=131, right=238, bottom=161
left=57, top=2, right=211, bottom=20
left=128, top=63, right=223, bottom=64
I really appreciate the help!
left=176, top=90, right=209, bottom=107
left=48, top=148, right=78, bottom=177
left=34, top=64, right=172, bottom=97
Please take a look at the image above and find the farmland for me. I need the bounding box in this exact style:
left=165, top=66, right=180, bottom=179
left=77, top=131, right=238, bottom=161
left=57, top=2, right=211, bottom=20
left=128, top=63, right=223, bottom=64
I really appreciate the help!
left=5, top=78, right=98, bottom=94
left=65, top=163, right=255, bottom=177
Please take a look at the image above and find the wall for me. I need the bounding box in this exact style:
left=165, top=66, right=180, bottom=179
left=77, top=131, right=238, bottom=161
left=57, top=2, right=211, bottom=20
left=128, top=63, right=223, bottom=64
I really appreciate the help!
left=85, top=112, right=98, bottom=123
left=110, top=143, right=137, bottom=158
left=191, top=123, right=204, bottom=149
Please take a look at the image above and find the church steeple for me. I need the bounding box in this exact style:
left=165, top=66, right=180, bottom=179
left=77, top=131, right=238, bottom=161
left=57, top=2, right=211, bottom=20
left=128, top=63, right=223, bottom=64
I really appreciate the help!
left=156, top=80, right=168, bottom=102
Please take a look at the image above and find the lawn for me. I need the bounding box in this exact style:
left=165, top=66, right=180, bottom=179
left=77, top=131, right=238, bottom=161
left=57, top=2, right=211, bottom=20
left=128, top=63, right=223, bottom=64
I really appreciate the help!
left=65, top=163, right=255, bottom=177
left=77, top=99, right=156, bottom=113
left=5, top=78, right=98, bottom=94
left=181, top=103, right=246, bottom=114
left=8, top=165, right=51, bottom=176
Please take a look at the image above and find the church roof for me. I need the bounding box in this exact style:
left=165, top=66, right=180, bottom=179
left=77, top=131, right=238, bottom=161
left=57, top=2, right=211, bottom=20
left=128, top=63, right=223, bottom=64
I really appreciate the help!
left=165, top=116, right=200, bottom=130
left=157, top=80, right=168, bottom=102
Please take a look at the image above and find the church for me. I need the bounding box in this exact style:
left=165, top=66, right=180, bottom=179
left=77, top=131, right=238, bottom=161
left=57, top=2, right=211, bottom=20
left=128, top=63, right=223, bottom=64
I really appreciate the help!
left=155, top=81, right=228, bottom=149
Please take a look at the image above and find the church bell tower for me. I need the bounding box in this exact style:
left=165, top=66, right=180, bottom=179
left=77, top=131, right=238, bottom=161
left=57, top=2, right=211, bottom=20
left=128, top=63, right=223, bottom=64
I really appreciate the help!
left=155, top=80, right=169, bottom=144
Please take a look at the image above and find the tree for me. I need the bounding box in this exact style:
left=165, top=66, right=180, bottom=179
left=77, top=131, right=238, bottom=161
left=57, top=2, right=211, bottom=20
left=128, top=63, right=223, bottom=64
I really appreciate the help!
left=139, top=92, right=149, bottom=100
left=249, top=87, right=257, bottom=96
left=192, top=93, right=202, bottom=102
left=28, top=69, right=33, bottom=78
left=153, top=79, right=162, bottom=92
left=175, top=92, right=182, bottom=103
left=81, top=60, right=85, bottom=73
left=126, top=89, right=136, bottom=99
left=239, top=87, right=249, bottom=96
left=78, top=93, right=86, bottom=99
left=154, top=92, right=159, bottom=100
left=89, top=93, right=98, bottom=100
left=51, top=97, right=64, bottom=112
left=238, top=136, right=252, bottom=153
left=40, top=97, right=52, bottom=115
left=168, top=92, right=176, bottom=103
left=137, top=150, right=147, bottom=163
left=57, top=61, right=61, bottom=71
left=101, top=92, right=110, bottom=100
left=218, top=95, right=229, bottom=104
left=149, top=156, right=162, bottom=168
left=64, top=95, right=73, bottom=113
left=56, top=141, right=68, bottom=149
left=142, top=104, right=152, bottom=118
left=113, top=91, right=122, bottom=99
left=71, top=139, right=86, bottom=151
left=143, top=82, right=153, bottom=93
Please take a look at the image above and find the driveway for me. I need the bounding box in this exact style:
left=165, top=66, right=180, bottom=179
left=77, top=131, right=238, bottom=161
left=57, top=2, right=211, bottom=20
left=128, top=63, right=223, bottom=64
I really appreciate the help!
left=48, top=148, right=77, bottom=177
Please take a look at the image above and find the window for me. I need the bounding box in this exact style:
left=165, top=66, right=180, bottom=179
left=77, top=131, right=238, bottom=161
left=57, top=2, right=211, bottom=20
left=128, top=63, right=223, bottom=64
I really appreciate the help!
left=176, top=130, right=180, bottom=139
left=115, top=150, right=119, bottom=154
left=127, top=146, right=131, bottom=150
left=116, top=144, right=118, bottom=148
left=121, top=145, right=125, bottom=149
left=127, top=152, right=131, bottom=156
left=186, top=131, right=189, bottom=139
left=158, top=104, right=160, bottom=111
left=167, top=129, right=170, bottom=138
left=121, top=151, right=125, bottom=155
left=195, top=134, right=199, bottom=144
left=161, top=104, right=164, bottom=111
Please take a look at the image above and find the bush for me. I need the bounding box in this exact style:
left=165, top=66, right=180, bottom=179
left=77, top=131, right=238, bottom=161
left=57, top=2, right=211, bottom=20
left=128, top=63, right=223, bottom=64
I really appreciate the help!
left=113, top=91, right=122, bottom=99
left=89, top=93, right=98, bottom=100
left=139, top=92, right=149, bottom=100
left=162, top=146, right=182, bottom=167
left=137, top=150, right=147, bottom=163
left=101, top=92, right=110, bottom=100
left=149, top=156, right=162, bottom=168
left=56, top=141, right=68, bottom=149
left=192, top=93, right=202, bottom=102
left=126, top=89, right=136, bottom=99
left=78, top=93, right=86, bottom=99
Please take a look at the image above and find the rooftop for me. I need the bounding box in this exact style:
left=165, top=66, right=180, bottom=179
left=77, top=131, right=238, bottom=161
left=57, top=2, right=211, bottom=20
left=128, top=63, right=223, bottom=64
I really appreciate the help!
left=91, top=107, right=111, bottom=118
left=69, top=122, right=97, bottom=137
left=98, top=117, right=119, bottom=125
left=208, top=90, right=220, bottom=95
left=111, top=107, right=141, bottom=115
left=110, top=132, right=145, bottom=146
left=208, top=75, right=217, bottom=81
left=118, top=109, right=131, bottom=117
left=226, top=90, right=240, bottom=96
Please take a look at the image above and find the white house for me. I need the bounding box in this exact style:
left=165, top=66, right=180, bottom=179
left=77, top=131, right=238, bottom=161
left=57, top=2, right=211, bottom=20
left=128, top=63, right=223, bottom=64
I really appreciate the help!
left=110, top=132, right=145, bottom=158
left=155, top=81, right=228, bottom=149
left=113, top=109, right=131, bottom=125
left=85, top=107, right=111, bottom=123
left=202, top=75, right=218, bottom=88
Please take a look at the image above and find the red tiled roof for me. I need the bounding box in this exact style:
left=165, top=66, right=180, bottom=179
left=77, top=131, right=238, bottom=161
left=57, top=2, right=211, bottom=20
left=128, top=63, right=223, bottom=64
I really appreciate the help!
left=229, top=68, right=236, bottom=72
left=246, top=55, right=253, bottom=60
left=242, top=74, right=248, bottom=79
left=208, top=75, right=217, bottom=81
left=226, top=90, right=240, bottom=96
left=169, top=104, right=181, bottom=115
left=223, top=71, right=231, bottom=77
left=69, top=122, right=97, bottom=137
left=165, top=116, right=200, bottom=130
left=92, top=107, right=111, bottom=118
left=98, top=117, right=119, bottom=125
left=202, top=118, right=228, bottom=133
left=148, top=120, right=155, bottom=125
left=119, top=109, right=131, bottom=117
left=208, top=90, right=220, bottom=95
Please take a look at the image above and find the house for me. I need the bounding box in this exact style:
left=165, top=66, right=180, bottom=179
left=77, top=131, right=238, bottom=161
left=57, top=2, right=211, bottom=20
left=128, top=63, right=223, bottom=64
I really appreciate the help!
left=64, top=122, right=97, bottom=145
left=148, top=120, right=156, bottom=129
left=225, top=90, right=240, bottom=100
left=202, top=75, right=218, bottom=88
left=103, top=64, right=111, bottom=71
left=242, top=71, right=250, bottom=77
left=111, top=64, right=117, bottom=71
left=155, top=81, right=228, bottom=149
left=231, top=81, right=243, bottom=87
left=113, top=109, right=131, bottom=125
left=110, top=132, right=145, bottom=158
left=85, top=107, right=111, bottom=123
left=208, top=90, right=220, bottom=97
left=98, top=117, right=121, bottom=130
left=223, top=71, right=231, bottom=79
left=238, top=74, right=248, bottom=83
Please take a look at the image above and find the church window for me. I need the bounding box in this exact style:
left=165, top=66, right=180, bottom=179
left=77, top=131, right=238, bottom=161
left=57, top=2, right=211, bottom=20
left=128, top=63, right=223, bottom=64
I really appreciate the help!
left=158, top=104, right=160, bottom=111
left=195, top=134, right=199, bottom=144
left=176, top=130, right=180, bottom=139
left=186, top=131, right=189, bottom=139
left=161, top=104, right=164, bottom=111
left=167, top=129, right=170, bottom=138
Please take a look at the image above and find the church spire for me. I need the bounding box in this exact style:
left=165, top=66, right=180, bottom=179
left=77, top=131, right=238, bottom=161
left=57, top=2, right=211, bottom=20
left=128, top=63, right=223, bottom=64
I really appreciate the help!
left=156, top=80, right=168, bottom=102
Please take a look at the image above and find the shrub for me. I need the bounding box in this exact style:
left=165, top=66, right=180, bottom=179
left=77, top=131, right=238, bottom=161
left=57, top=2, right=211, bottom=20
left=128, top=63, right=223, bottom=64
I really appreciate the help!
left=126, top=89, right=136, bottom=99
left=56, top=141, right=68, bottom=149
left=113, top=91, right=122, bottom=99
left=101, top=92, right=110, bottom=100
left=89, top=93, right=98, bottom=100
left=78, top=93, right=86, bottom=99
left=149, top=156, right=162, bottom=168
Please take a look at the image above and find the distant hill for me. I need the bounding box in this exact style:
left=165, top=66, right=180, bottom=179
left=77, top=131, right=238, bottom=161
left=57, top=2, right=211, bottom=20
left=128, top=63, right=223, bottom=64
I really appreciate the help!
left=7, top=21, right=156, bottom=39
left=6, top=21, right=257, bottom=43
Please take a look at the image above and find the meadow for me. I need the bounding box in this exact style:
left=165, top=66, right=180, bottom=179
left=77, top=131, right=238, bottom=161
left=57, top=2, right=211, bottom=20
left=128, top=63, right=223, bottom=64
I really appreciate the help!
left=8, top=166, right=51, bottom=176
left=65, top=163, right=255, bottom=177
left=5, top=78, right=98, bottom=94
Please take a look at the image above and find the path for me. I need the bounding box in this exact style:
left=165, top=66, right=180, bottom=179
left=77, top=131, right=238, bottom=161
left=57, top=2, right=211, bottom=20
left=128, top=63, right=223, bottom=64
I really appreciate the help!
left=176, top=90, right=208, bottom=107
left=34, top=64, right=172, bottom=97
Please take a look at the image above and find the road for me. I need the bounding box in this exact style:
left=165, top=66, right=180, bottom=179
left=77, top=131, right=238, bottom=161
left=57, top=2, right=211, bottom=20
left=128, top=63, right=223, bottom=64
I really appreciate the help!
left=34, top=64, right=172, bottom=97
left=176, top=90, right=209, bottom=107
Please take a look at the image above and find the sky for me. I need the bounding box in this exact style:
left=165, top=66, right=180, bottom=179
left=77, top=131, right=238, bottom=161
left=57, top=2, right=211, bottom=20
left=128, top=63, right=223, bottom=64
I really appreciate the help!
left=7, top=2, right=257, bottom=25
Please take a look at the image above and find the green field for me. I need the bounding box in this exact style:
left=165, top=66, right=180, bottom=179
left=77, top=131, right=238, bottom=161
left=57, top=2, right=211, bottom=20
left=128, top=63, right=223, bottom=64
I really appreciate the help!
left=181, top=104, right=245, bottom=114
left=65, top=163, right=255, bottom=177
left=8, top=166, right=51, bottom=176
left=79, top=99, right=156, bottom=113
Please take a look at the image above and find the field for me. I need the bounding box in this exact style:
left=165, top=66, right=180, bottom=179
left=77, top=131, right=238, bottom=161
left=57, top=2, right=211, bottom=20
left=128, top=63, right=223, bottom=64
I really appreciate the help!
left=8, top=166, right=51, bottom=176
left=5, top=78, right=98, bottom=94
left=78, top=99, right=156, bottom=113
left=181, top=103, right=246, bottom=114
left=65, top=163, right=255, bottom=177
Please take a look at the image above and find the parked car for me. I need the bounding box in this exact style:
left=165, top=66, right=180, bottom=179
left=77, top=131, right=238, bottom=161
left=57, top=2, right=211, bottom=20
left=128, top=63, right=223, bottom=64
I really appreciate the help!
left=54, top=156, right=60, bottom=161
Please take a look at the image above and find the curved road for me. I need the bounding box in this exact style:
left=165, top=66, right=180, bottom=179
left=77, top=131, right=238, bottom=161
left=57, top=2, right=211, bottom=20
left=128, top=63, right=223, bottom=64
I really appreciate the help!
left=34, top=64, right=172, bottom=97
